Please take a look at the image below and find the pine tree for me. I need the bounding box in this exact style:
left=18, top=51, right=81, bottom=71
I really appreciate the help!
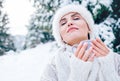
left=87, top=0, right=111, bottom=24
left=87, top=0, right=115, bottom=47
left=86, top=0, right=120, bottom=53
left=25, top=0, right=60, bottom=48
left=0, top=0, right=16, bottom=55
left=110, top=0, right=120, bottom=53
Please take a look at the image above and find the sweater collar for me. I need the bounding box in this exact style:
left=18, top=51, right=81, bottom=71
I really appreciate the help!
left=64, top=44, right=79, bottom=55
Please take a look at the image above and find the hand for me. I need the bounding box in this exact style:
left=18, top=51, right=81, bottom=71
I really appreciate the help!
left=74, top=42, right=95, bottom=62
left=91, top=37, right=110, bottom=57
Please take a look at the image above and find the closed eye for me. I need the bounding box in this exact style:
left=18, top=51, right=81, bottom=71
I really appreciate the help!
left=60, top=19, right=67, bottom=26
left=61, top=22, right=66, bottom=26
left=73, top=17, right=80, bottom=20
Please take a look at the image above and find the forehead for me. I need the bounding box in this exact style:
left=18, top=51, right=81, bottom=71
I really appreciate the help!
left=60, top=12, right=80, bottom=20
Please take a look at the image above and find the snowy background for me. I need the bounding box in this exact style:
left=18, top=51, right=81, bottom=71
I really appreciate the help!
left=0, top=42, right=56, bottom=81
left=0, top=0, right=119, bottom=81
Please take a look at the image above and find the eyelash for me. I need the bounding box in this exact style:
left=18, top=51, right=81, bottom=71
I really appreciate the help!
left=60, top=17, right=80, bottom=26
left=61, top=22, right=66, bottom=26
left=73, top=17, right=80, bottom=20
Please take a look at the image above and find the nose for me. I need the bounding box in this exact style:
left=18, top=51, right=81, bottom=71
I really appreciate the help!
left=68, top=21, right=73, bottom=27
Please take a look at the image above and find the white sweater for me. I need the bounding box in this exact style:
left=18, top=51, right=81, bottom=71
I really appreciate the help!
left=40, top=45, right=120, bottom=81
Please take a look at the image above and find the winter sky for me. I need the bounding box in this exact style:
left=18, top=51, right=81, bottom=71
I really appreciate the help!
left=4, top=0, right=35, bottom=36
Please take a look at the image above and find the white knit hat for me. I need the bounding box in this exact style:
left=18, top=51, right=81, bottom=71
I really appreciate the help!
left=52, top=4, right=95, bottom=46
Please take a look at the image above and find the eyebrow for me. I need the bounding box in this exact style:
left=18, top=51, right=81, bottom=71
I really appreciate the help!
left=71, top=13, right=80, bottom=17
left=60, top=18, right=66, bottom=23
left=59, top=13, right=80, bottom=23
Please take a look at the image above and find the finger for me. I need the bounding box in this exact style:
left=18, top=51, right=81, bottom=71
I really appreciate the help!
left=91, top=43, right=106, bottom=56
left=92, top=49, right=104, bottom=57
left=92, top=39, right=106, bottom=52
left=91, top=40, right=107, bottom=55
left=77, top=43, right=88, bottom=59
left=96, top=37, right=106, bottom=47
left=96, top=38, right=109, bottom=53
left=88, top=53, right=95, bottom=62
left=75, top=42, right=83, bottom=57
left=81, top=47, right=93, bottom=61
left=92, top=39, right=109, bottom=55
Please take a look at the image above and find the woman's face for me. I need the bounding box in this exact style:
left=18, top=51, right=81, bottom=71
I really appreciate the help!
left=59, top=12, right=90, bottom=46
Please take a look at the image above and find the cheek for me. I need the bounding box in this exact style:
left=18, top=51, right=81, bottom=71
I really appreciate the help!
left=77, top=21, right=89, bottom=32
left=60, top=26, right=67, bottom=38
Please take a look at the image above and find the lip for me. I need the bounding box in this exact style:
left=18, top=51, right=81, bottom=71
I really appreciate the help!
left=67, top=27, right=78, bottom=33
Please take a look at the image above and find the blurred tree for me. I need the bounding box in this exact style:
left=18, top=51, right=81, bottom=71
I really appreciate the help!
left=110, top=0, right=120, bottom=53
left=0, top=0, right=16, bottom=55
left=24, top=0, right=56, bottom=48
left=87, top=0, right=114, bottom=47
left=87, top=0, right=120, bottom=53
left=87, top=0, right=111, bottom=24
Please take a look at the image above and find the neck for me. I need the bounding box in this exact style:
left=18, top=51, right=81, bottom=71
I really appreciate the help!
left=68, top=38, right=89, bottom=46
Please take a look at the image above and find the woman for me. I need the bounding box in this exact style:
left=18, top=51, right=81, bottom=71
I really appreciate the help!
left=40, top=4, right=120, bottom=81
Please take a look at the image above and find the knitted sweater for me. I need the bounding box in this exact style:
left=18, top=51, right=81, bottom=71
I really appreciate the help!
left=40, top=45, right=120, bottom=81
